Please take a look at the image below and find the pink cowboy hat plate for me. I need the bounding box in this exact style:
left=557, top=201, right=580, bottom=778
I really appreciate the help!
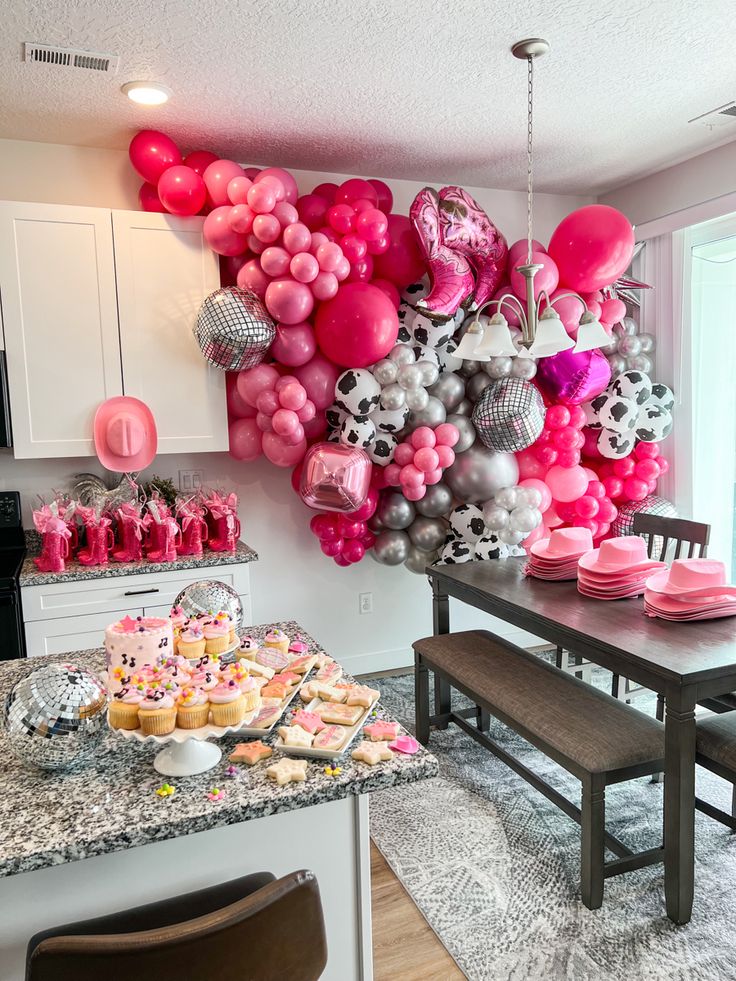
left=530, top=527, right=594, bottom=563
left=646, top=559, right=736, bottom=600
left=578, top=536, right=666, bottom=577
left=94, top=397, right=157, bottom=473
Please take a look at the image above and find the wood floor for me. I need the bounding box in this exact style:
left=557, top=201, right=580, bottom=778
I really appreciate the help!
left=371, top=841, right=464, bottom=981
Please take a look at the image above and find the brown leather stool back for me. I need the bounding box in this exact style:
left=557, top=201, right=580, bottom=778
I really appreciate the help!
left=27, top=869, right=327, bottom=981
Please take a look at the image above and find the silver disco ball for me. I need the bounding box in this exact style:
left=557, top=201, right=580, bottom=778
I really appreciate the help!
left=611, top=495, right=677, bottom=554
left=4, top=663, right=108, bottom=771
left=471, top=377, right=546, bottom=453
left=174, top=580, right=243, bottom=631
left=194, top=286, right=275, bottom=372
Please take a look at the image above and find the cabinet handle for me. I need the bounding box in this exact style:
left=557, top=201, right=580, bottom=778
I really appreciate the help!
left=123, top=588, right=160, bottom=596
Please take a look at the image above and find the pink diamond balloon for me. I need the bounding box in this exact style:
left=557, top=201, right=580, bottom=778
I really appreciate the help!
left=299, top=443, right=372, bottom=512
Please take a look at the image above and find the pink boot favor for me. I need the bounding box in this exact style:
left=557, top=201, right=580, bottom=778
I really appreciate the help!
left=177, top=499, right=208, bottom=557
left=145, top=501, right=181, bottom=563
left=205, top=491, right=240, bottom=552
left=112, top=501, right=146, bottom=563
left=77, top=507, right=114, bottom=566
left=33, top=505, right=72, bottom=574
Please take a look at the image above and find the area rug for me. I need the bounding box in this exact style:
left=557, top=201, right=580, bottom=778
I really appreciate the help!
left=367, top=669, right=736, bottom=981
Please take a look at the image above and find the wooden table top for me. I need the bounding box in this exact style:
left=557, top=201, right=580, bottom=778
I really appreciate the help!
left=429, top=558, right=736, bottom=687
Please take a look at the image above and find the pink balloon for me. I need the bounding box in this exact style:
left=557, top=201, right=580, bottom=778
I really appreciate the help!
left=312, top=182, right=338, bottom=203
left=340, top=235, right=368, bottom=262
left=256, top=175, right=286, bottom=202
left=290, top=252, right=320, bottom=284
left=273, top=202, right=299, bottom=227
left=401, top=464, right=425, bottom=487
left=545, top=464, right=589, bottom=503
left=226, top=373, right=257, bottom=419
left=347, top=255, right=374, bottom=283
left=265, top=279, right=314, bottom=325
left=411, top=427, right=436, bottom=449
left=294, top=353, right=341, bottom=411
left=327, top=204, right=355, bottom=235
left=367, top=234, right=390, bottom=256
left=262, top=431, right=307, bottom=466
left=355, top=208, right=388, bottom=242
left=260, top=246, right=291, bottom=277
left=491, top=286, right=522, bottom=327
left=243, top=167, right=260, bottom=181
left=203, top=159, right=245, bottom=208
left=129, top=130, right=181, bottom=184
left=335, top=179, right=378, bottom=206
left=256, top=411, right=273, bottom=432
left=255, top=168, right=299, bottom=206
left=297, top=193, right=329, bottom=231
left=372, top=214, right=426, bottom=288
left=297, top=399, right=316, bottom=422
left=227, top=176, right=254, bottom=205
left=256, top=388, right=280, bottom=415
left=253, top=213, right=281, bottom=244
left=311, top=271, right=339, bottom=301
left=229, top=418, right=262, bottom=461
left=247, top=234, right=267, bottom=255
left=600, top=297, right=627, bottom=324
left=272, top=408, right=300, bottom=436
left=519, top=477, right=552, bottom=512
left=236, top=363, right=280, bottom=407
left=414, top=447, right=439, bottom=473
left=535, top=349, right=611, bottom=405
left=404, top=485, right=427, bottom=502
left=278, top=382, right=307, bottom=411
left=370, top=278, right=400, bottom=309
left=316, top=242, right=343, bottom=273
left=300, top=442, right=372, bottom=511
left=247, top=183, right=276, bottom=215
left=237, top=259, right=270, bottom=299
left=507, top=238, right=546, bottom=265
left=203, top=207, right=248, bottom=256
left=157, top=166, right=206, bottom=216
left=138, top=182, right=167, bottom=213
left=310, top=232, right=329, bottom=253
left=434, top=423, right=459, bottom=447
left=342, top=539, right=366, bottom=563
left=318, top=225, right=339, bottom=243
left=229, top=204, right=255, bottom=234
left=368, top=179, right=394, bottom=214
left=283, top=222, right=312, bottom=255
left=510, top=251, right=559, bottom=301
left=522, top=523, right=546, bottom=552
left=314, top=282, right=399, bottom=368
left=394, top=443, right=415, bottom=467
left=183, top=149, right=219, bottom=177
left=349, top=487, right=378, bottom=520
left=548, top=205, right=635, bottom=293
left=545, top=288, right=585, bottom=331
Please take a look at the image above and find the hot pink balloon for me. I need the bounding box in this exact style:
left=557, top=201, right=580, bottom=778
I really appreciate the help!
left=519, top=477, right=552, bottom=513
left=299, top=442, right=373, bottom=511
left=129, top=130, right=181, bottom=184
left=237, top=259, right=270, bottom=299
left=355, top=208, right=389, bottom=242
left=138, top=182, right=167, bottom=213
left=203, top=159, right=245, bottom=208
left=545, top=288, right=585, bottom=332
left=227, top=176, right=254, bottom=205
left=314, top=282, right=399, bottom=368
left=255, top=167, right=299, bottom=205
left=545, top=464, right=589, bottom=503
left=340, top=235, right=368, bottom=263
left=203, top=207, right=249, bottom=256
left=335, top=179, right=378, bottom=206
left=226, top=373, right=257, bottom=419
left=229, top=418, right=263, bottom=461
left=253, top=213, right=281, bottom=244
left=312, top=182, right=338, bottom=203
left=349, top=487, right=378, bottom=520
left=157, top=166, right=206, bottom=216
left=367, top=234, right=390, bottom=256
left=265, top=279, right=314, bottom=325
left=290, top=252, right=320, bottom=283
left=548, top=205, right=635, bottom=293
left=508, top=238, right=546, bottom=265
left=297, top=193, right=329, bottom=231
left=262, top=431, right=307, bottom=466
left=273, top=202, right=299, bottom=227
left=283, top=222, right=312, bottom=255
left=371, top=278, right=400, bottom=309
left=260, top=246, right=291, bottom=277
left=236, top=363, right=280, bottom=407
left=535, top=348, right=611, bottom=405
left=294, top=353, right=340, bottom=411
left=600, top=297, right=627, bottom=325
left=372, top=214, right=426, bottom=288
left=347, top=255, right=374, bottom=283
left=327, top=205, right=355, bottom=235
left=368, top=179, right=393, bottom=214
left=184, top=149, right=219, bottom=177
left=509, top=251, right=559, bottom=301
left=311, top=271, right=339, bottom=301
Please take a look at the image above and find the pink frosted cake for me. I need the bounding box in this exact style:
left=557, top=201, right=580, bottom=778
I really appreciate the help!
left=105, top=615, right=174, bottom=692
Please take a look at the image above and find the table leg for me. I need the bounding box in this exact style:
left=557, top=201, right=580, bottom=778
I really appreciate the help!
left=431, top=578, right=451, bottom=726
left=664, top=686, right=697, bottom=924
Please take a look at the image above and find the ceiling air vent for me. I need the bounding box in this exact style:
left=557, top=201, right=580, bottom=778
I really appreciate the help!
left=23, top=42, right=119, bottom=75
left=688, top=101, right=736, bottom=127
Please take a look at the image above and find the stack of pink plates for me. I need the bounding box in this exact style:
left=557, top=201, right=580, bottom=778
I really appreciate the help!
left=577, top=537, right=666, bottom=600
left=644, top=559, right=736, bottom=621
left=525, top=527, right=594, bottom=581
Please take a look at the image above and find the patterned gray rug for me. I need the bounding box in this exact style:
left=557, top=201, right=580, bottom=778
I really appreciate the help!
left=367, top=668, right=736, bottom=981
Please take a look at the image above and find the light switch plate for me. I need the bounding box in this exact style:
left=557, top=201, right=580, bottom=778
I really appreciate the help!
left=178, top=469, right=204, bottom=493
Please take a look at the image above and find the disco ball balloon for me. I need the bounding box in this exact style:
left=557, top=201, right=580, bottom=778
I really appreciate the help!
left=4, top=663, right=107, bottom=771
left=194, top=287, right=276, bottom=371
left=174, top=580, right=243, bottom=631
left=611, top=495, right=677, bottom=553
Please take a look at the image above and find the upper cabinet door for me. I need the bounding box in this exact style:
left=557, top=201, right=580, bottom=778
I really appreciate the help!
left=0, top=203, right=123, bottom=458
left=112, top=212, right=226, bottom=454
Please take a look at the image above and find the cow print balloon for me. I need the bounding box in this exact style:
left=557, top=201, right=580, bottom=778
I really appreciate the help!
left=597, top=394, right=639, bottom=433
left=611, top=369, right=653, bottom=406
left=339, top=414, right=376, bottom=448
left=474, top=534, right=508, bottom=561
left=438, top=537, right=474, bottom=564
left=449, top=505, right=486, bottom=544
left=367, top=433, right=398, bottom=464
left=410, top=309, right=454, bottom=349
left=334, top=369, right=381, bottom=416
left=325, top=403, right=347, bottom=430
left=597, top=427, right=636, bottom=459
left=635, top=403, right=673, bottom=443
left=372, top=405, right=410, bottom=434
left=649, top=382, right=675, bottom=414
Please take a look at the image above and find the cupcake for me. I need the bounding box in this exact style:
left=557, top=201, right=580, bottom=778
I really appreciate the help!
left=176, top=686, right=210, bottom=729
left=169, top=605, right=189, bottom=636
left=209, top=680, right=245, bottom=726
left=191, top=667, right=219, bottom=691
left=215, top=610, right=237, bottom=644
left=239, top=676, right=261, bottom=714
left=138, top=688, right=177, bottom=735
left=177, top=622, right=206, bottom=659
left=220, top=662, right=250, bottom=686
left=204, top=619, right=230, bottom=655
left=238, top=636, right=260, bottom=661
left=108, top=684, right=145, bottom=730
left=138, top=663, right=170, bottom=687
left=194, top=652, right=221, bottom=672
left=264, top=628, right=290, bottom=656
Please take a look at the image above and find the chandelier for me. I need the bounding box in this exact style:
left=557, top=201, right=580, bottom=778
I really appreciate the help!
left=456, top=38, right=610, bottom=362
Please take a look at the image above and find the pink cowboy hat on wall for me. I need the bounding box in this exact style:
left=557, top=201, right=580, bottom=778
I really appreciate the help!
left=94, top=397, right=157, bottom=473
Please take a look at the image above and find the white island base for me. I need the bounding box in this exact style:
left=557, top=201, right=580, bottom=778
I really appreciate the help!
left=0, top=794, right=373, bottom=981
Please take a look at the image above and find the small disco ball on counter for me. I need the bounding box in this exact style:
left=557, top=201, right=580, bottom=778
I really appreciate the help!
left=4, top=663, right=108, bottom=771
left=174, top=580, right=243, bottom=631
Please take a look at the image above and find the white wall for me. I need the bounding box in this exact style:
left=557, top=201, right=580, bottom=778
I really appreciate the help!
left=0, top=138, right=592, bottom=673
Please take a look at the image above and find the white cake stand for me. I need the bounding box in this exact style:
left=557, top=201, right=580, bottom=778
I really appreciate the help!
left=111, top=716, right=255, bottom=776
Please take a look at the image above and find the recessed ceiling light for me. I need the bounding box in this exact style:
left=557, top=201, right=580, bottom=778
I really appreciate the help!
left=121, top=81, right=170, bottom=106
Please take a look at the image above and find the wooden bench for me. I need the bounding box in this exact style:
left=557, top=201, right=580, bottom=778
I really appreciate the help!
left=413, top=630, right=666, bottom=909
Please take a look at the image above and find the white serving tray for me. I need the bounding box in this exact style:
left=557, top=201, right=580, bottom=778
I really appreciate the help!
left=274, top=693, right=380, bottom=761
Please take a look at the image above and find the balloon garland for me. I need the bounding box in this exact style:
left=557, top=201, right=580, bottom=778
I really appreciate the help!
left=129, top=131, right=675, bottom=574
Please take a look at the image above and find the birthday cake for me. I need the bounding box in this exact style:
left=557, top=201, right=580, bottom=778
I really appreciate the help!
left=105, top=615, right=174, bottom=692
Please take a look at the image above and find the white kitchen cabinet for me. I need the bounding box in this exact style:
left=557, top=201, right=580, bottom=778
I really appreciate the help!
left=112, top=212, right=227, bottom=453
left=0, top=202, right=224, bottom=459
left=0, top=202, right=123, bottom=458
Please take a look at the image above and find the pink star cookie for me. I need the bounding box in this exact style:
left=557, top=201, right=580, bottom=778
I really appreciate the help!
left=363, top=721, right=400, bottom=742
left=291, top=709, right=326, bottom=734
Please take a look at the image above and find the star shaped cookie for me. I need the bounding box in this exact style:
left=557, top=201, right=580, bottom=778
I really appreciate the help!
left=345, top=685, right=380, bottom=708
left=351, top=740, right=395, bottom=766
left=363, top=720, right=400, bottom=742
left=266, top=757, right=308, bottom=785
left=291, top=709, right=326, bottom=734
left=229, top=741, right=273, bottom=765
left=278, top=724, right=314, bottom=748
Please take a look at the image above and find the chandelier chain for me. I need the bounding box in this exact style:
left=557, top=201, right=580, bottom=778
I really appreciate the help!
left=526, top=53, right=534, bottom=265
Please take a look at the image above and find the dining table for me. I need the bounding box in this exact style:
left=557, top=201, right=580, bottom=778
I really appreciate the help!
left=426, top=555, right=736, bottom=925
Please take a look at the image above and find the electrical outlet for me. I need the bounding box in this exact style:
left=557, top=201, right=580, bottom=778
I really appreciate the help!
left=359, top=592, right=373, bottom=615
left=178, top=469, right=204, bottom=493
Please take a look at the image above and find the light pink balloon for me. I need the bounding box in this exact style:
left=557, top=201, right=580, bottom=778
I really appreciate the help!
left=255, top=167, right=299, bottom=205
left=203, top=207, right=249, bottom=256
left=203, top=159, right=245, bottom=208
left=273, top=202, right=299, bottom=227
left=435, top=444, right=455, bottom=468
left=600, top=297, right=626, bottom=324
left=265, top=279, right=314, bottom=325
left=311, top=271, right=339, bottom=301
left=274, top=375, right=298, bottom=392
left=270, top=323, right=316, bottom=367
left=545, top=288, right=585, bottom=331
left=237, top=259, right=270, bottom=299
left=229, top=204, right=255, bottom=234
left=510, top=251, right=559, bottom=301
left=294, top=353, right=340, bottom=411
left=310, top=232, right=329, bottom=253
left=297, top=399, right=316, bottom=422
left=394, top=443, right=414, bottom=467
left=279, top=382, right=307, bottom=411
left=247, top=183, right=277, bottom=215
left=403, top=484, right=426, bottom=501
left=522, top=523, right=546, bottom=553
left=545, top=464, right=589, bottom=503
left=256, top=411, right=273, bottom=432
left=256, top=388, right=280, bottom=415
left=414, top=447, right=440, bottom=473
left=401, top=463, right=425, bottom=487
left=229, top=418, right=262, bottom=461
left=290, top=252, right=320, bottom=284
left=508, top=238, right=546, bottom=265
left=257, top=175, right=286, bottom=202
left=226, top=373, right=257, bottom=419
left=316, top=242, right=343, bottom=273
left=262, top=431, right=307, bottom=466
left=246, top=234, right=267, bottom=255
left=334, top=256, right=351, bottom=282
left=227, top=176, right=254, bottom=205
left=260, top=246, right=291, bottom=277
left=272, top=407, right=300, bottom=436
left=283, top=422, right=305, bottom=445
left=236, top=363, right=280, bottom=407
left=283, top=222, right=312, bottom=255
left=253, top=213, right=281, bottom=244
left=519, top=477, right=552, bottom=512
left=434, top=423, right=459, bottom=447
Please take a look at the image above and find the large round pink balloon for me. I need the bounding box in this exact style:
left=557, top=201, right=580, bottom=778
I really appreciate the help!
left=294, top=353, right=340, bottom=411
left=236, top=363, right=280, bottom=407
left=203, top=159, right=245, bottom=209
left=265, top=279, right=314, bottom=325
left=548, top=205, right=635, bottom=293
left=203, top=207, right=248, bottom=256
left=545, top=464, right=589, bottom=503
left=138, top=182, right=167, bottom=213
left=297, top=193, right=329, bottom=231
left=315, top=282, right=399, bottom=368
left=237, top=259, right=270, bottom=298
left=183, top=149, right=219, bottom=177
left=507, top=238, right=545, bottom=265
left=372, top=214, right=426, bottom=287
left=262, top=431, right=307, bottom=466
left=509, top=251, right=559, bottom=300
left=157, top=166, right=207, bottom=216
left=129, top=130, right=181, bottom=184
left=270, top=322, right=317, bottom=367
left=229, top=418, right=262, bottom=461
left=255, top=168, right=299, bottom=205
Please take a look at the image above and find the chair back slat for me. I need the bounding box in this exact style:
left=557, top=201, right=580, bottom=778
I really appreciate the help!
left=631, top=513, right=710, bottom=565
left=673, top=539, right=683, bottom=560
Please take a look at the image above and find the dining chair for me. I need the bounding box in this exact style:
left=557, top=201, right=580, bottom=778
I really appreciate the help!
left=26, top=869, right=327, bottom=981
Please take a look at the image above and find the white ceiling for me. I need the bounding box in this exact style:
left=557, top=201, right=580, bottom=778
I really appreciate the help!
left=1, top=0, right=735, bottom=195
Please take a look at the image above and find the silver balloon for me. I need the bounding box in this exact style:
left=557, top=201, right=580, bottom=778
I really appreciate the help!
left=376, top=491, right=416, bottom=530
left=175, top=580, right=243, bottom=630
left=373, top=359, right=398, bottom=385
left=495, top=486, right=521, bottom=510
left=454, top=398, right=473, bottom=417
left=405, top=396, right=447, bottom=432
left=482, top=503, right=509, bottom=532
left=408, top=516, right=447, bottom=551
left=627, top=354, right=653, bottom=374
left=499, top=527, right=525, bottom=546
left=600, top=336, right=619, bottom=357
left=617, top=334, right=642, bottom=358
left=517, top=486, right=542, bottom=509
left=444, top=441, right=519, bottom=504
left=607, top=354, right=627, bottom=379
left=611, top=496, right=677, bottom=549
left=466, top=372, right=493, bottom=401
left=509, top=505, right=541, bottom=534
left=446, top=413, right=476, bottom=453
left=428, top=372, right=466, bottom=411
left=372, top=529, right=411, bottom=565
left=194, top=287, right=275, bottom=372
left=404, top=544, right=438, bottom=575
left=485, top=357, right=513, bottom=379
left=510, top=358, right=538, bottom=380
left=388, top=344, right=415, bottom=365
left=638, top=332, right=656, bottom=354
left=459, top=360, right=481, bottom=378
left=415, top=482, right=454, bottom=518
left=380, top=383, right=406, bottom=411
left=397, top=362, right=425, bottom=391
left=4, top=663, right=107, bottom=771
left=616, top=317, right=638, bottom=336
left=418, top=362, right=440, bottom=387
left=404, top=386, right=430, bottom=411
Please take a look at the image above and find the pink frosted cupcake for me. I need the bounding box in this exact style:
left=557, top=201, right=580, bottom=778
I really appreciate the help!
left=138, top=687, right=177, bottom=735
left=264, top=628, right=290, bottom=656
left=178, top=622, right=206, bottom=659
left=109, top=684, right=145, bottom=730
left=209, top=680, right=245, bottom=726
left=191, top=667, right=219, bottom=691
left=204, top=619, right=230, bottom=655
left=239, top=675, right=261, bottom=713
left=158, top=654, right=194, bottom=684
left=176, top=686, right=210, bottom=729
left=169, top=605, right=189, bottom=635
left=238, top=636, right=260, bottom=661
left=138, top=663, right=170, bottom=687
left=214, top=610, right=237, bottom=644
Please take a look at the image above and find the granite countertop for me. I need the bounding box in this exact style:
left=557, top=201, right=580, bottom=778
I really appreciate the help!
left=20, top=531, right=258, bottom=587
left=0, top=621, right=437, bottom=878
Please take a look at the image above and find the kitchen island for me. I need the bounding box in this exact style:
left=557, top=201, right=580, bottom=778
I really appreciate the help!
left=0, top=622, right=437, bottom=980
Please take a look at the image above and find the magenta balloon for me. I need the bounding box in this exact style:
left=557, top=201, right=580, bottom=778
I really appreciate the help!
left=260, top=246, right=291, bottom=277
left=262, top=431, right=307, bottom=466
left=203, top=159, right=245, bottom=208
left=509, top=250, right=559, bottom=300
left=129, top=130, right=181, bottom=184
left=203, top=207, right=249, bottom=256
left=273, top=202, right=299, bottom=227
left=237, top=259, right=270, bottom=299
left=235, top=363, right=280, bottom=407
left=335, top=179, right=378, bottom=206
left=294, top=353, right=340, bottom=411
left=548, top=205, right=635, bottom=293
left=340, top=235, right=367, bottom=262
left=157, top=166, right=206, bottom=216
left=138, top=182, right=167, bottom=213
left=372, top=214, right=426, bottom=288
left=546, top=288, right=585, bottom=331
left=371, top=278, right=400, bottom=309
left=299, top=442, right=372, bottom=511
left=545, top=464, right=589, bottom=503
left=312, top=182, right=338, bottom=203
left=368, top=179, right=393, bottom=214
left=229, top=418, right=263, bottom=461
left=314, top=282, right=399, bottom=368
left=355, top=208, right=388, bottom=242
left=255, top=167, right=299, bottom=205
left=227, top=175, right=254, bottom=205
left=297, top=193, right=329, bottom=231
left=311, top=271, right=339, bottom=301
left=271, top=323, right=316, bottom=367
left=183, top=149, right=219, bottom=177
left=226, top=373, right=257, bottom=419
left=265, top=279, right=314, bottom=325
left=535, top=348, right=612, bottom=405
left=508, top=238, right=546, bottom=265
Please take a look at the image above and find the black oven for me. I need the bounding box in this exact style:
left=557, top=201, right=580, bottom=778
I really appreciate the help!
left=0, top=492, right=27, bottom=659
